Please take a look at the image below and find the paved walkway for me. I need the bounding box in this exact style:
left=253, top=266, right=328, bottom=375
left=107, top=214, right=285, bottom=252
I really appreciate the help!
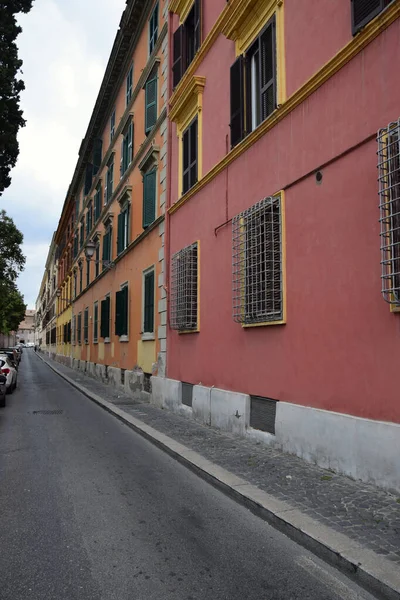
left=39, top=353, right=400, bottom=575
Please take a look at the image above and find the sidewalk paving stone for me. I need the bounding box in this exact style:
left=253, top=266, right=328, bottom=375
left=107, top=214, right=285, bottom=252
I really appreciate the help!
left=41, top=353, right=400, bottom=567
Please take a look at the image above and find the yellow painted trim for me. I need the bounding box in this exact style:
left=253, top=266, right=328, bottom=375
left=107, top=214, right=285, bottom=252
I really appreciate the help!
left=170, top=0, right=195, bottom=24
left=390, top=302, right=400, bottom=313
left=170, top=77, right=205, bottom=199
left=240, top=190, right=286, bottom=328
left=169, top=0, right=400, bottom=216
left=178, top=239, right=200, bottom=334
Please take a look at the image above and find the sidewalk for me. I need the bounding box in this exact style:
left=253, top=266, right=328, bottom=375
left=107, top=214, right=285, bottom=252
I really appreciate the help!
left=38, top=352, right=400, bottom=599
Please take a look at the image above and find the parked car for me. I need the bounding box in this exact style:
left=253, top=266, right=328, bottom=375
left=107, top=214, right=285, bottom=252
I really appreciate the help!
left=0, top=348, right=19, bottom=367
left=0, top=374, right=6, bottom=407
left=0, top=356, right=17, bottom=394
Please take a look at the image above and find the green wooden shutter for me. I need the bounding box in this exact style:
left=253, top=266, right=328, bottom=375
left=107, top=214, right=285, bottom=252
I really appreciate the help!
left=93, top=138, right=102, bottom=175
left=194, top=0, right=201, bottom=53
left=100, top=297, right=110, bottom=338
left=145, top=77, right=157, bottom=134
left=117, top=213, right=124, bottom=255
left=144, top=271, right=155, bottom=333
left=128, top=122, right=133, bottom=164
left=230, top=56, right=245, bottom=148
left=122, top=286, right=128, bottom=335
left=143, top=170, right=156, bottom=228
left=84, top=163, right=93, bottom=195
left=115, top=290, right=123, bottom=335
left=172, top=25, right=184, bottom=88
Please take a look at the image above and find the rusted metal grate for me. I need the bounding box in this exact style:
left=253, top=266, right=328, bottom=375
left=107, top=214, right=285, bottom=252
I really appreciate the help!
left=250, top=396, right=277, bottom=434
left=377, top=120, right=400, bottom=305
left=182, top=382, right=193, bottom=407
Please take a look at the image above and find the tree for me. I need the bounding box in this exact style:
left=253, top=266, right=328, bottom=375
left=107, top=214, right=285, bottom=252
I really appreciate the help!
left=0, top=210, right=26, bottom=333
left=0, top=0, right=33, bottom=195
left=0, top=209, right=25, bottom=281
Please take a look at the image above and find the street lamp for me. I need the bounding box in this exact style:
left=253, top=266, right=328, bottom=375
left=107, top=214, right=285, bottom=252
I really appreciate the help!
left=84, top=239, right=115, bottom=269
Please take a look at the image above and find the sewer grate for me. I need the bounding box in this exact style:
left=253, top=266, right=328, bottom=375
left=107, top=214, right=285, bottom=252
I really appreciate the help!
left=32, top=410, right=63, bottom=415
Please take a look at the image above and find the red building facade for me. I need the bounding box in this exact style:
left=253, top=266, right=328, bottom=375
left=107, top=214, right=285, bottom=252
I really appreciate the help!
left=157, top=0, right=400, bottom=491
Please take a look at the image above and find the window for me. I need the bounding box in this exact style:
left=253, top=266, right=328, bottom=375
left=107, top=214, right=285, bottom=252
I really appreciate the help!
left=93, top=302, right=98, bottom=343
left=105, top=156, right=114, bottom=204
left=77, top=312, right=82, bottom=344
left=143, top=169, right=157, bottom=228
left=182, top=117, right=198, bottom=194
left=73, top=270, right=77, bottom=299
left=149, top=2, right=159, bottom=55
left=93, top=138, right=102, bottom=176
left=230, top=17, right=276, bottom=148
left=117, top=204, right=130, bottom=255
left=95, top=239, right=100, bottom=278
left=170, top=241, right=198, bottom=331
left=84, top=307, right=89, bottom=343
left=79, top=262, right=83, bottom=293
left=378, top=119, right=400, bottom=306
left=102, top=223, right=112, bottom=269
left=110, top=109, right=116, bottom=142
left=351, top=0, right=391, bottom=35
left=75, top=195, right=80, bottom=220
left=73, top=233, right=78, bottom=258
left=100, top=295, right=110, bottom=339
left=115, top=285, right=128, bottom=337
left=86, top=201, right=93, bottom=237
left=86, top=258, right=90, bottom=288
left=232, top=195, right=284, bottom=325
left=145, top=74, right=157, bottom=134
left=172, top=0, right=201, bottom=88
left=143, top=269, right=155, bottom=335
left=84, top=163, right=93, bottom=196
left=126, top=64, right=133, bottom=106
left=80, top=217, right=85, bottom=248
left=94, top=183, right=102, bottom=221
left=120, top=121, right=133, bottom=176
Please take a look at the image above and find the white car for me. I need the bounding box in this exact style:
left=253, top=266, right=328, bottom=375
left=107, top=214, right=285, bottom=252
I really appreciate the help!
left=0, top=355, right=17, bottom=394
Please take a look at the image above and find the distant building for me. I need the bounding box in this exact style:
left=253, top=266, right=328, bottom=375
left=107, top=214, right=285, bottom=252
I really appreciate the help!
left=17, top=309, right=36, bottom=344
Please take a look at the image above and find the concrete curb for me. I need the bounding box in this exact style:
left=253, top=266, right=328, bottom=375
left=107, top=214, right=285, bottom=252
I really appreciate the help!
left=38, top=352, right=400, bottom=600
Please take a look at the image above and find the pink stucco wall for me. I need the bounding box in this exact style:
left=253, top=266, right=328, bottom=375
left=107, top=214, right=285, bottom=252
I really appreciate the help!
left=167, top=4, right=400, bottom=423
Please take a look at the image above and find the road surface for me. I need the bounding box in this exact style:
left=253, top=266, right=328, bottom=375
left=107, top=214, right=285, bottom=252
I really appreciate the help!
left=0, top=350, right=379, bottom=600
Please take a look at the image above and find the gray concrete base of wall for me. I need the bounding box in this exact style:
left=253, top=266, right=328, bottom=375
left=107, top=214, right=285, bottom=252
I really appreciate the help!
left=151, top=376, right=400, bottom=494
left=54, top=354, right=150, bottom=404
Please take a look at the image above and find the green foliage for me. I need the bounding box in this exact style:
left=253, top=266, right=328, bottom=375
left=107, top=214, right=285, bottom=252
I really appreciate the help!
left=0, top=210, right=26, bottom=333
left=0, top=209, right=25, bottom=281
left=0, top=0, right=33, bottom=194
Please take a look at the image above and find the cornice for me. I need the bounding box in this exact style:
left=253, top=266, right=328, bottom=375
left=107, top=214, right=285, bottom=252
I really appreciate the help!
left=169, top=76, right=206, bottom=124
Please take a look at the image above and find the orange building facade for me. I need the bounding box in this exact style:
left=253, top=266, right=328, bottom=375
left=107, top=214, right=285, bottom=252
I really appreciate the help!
left=55, top=0, right=168, bottom=384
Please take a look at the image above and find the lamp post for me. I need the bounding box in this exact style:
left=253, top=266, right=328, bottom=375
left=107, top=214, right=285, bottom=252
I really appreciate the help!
left=84, top=239, right=115, bottom=269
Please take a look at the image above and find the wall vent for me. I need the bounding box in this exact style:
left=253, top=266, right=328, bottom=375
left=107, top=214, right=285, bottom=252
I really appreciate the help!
left=250, top=395, right=277, bottom=434
left=182, top=382, right=194, bottom=407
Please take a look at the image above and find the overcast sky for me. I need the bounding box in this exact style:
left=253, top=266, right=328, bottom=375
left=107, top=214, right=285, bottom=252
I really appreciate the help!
left=2, top=0, right=126, bottom=309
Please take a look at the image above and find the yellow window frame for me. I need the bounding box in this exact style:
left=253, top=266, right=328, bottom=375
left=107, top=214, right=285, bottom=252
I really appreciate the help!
left=221, top=0, right=286, bottom=106
left=170, top=0, right=195, bottom=24
left=169, top=76, right=206, bottom=199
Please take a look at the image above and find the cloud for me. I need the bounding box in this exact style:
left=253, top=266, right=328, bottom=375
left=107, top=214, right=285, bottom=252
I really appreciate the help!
left=2, top=0, right=126, bottom=309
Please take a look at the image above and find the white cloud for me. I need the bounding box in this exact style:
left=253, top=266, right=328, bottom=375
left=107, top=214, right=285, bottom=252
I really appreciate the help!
left=2, top=0, right=126, bottom=308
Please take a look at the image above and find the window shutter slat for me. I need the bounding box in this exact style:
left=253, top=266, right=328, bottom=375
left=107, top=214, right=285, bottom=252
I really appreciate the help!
left=351, top=0, right=386, bottom=34
left=122, top=286, right=128, bottom=335
left=143, top=170, right=156, bottom=228
left=144, top=272, right=154, bottom=333
left=259, top=18, right=276, bottom=122
left=230, top=56, right=245, bottom=148
left=172, top=25, right=184, bottom=88
left=145, top=77, right=158, bottom=133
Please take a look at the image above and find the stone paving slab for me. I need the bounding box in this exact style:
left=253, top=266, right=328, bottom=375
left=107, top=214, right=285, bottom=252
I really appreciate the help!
left=40, top=353, right=400, bottom=567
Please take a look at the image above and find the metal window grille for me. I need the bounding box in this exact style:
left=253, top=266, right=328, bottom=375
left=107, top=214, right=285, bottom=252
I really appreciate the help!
left=170, top=242, right=198, bottom=331
left=232, top=195, right=283, bottom=324
left=377, top=119, right=400, bottom=304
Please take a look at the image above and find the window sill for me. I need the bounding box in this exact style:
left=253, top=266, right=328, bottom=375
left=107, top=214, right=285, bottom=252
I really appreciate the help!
left=104, top=337, right=111, bottom=344
left=141, top=333, right=155, bottom=341
left=119, top=335, right=129, bottom=343
left=93, top=340, right=98, bottom=344
left=242, top=320, right=286, bottom=328
left=178, top=328, right=199, bottom=335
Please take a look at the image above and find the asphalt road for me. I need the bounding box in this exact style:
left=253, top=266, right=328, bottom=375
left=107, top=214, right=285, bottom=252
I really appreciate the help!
left=0, top=350, right=379, bottom=600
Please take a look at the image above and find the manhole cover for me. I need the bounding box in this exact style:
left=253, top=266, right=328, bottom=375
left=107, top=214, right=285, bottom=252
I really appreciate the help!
left=32, top=410, right=63, bottom=415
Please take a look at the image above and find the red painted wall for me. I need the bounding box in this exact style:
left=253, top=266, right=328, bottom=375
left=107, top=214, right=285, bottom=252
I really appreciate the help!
left=167, top=4, right=400, bottom=423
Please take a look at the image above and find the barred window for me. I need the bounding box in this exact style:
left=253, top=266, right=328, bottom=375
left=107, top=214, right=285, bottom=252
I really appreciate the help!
left=232, top=195, right=283, bottom=325
left=170, top=242, right=198, bottom=331
left=378, top=120, right=400, bottom=304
